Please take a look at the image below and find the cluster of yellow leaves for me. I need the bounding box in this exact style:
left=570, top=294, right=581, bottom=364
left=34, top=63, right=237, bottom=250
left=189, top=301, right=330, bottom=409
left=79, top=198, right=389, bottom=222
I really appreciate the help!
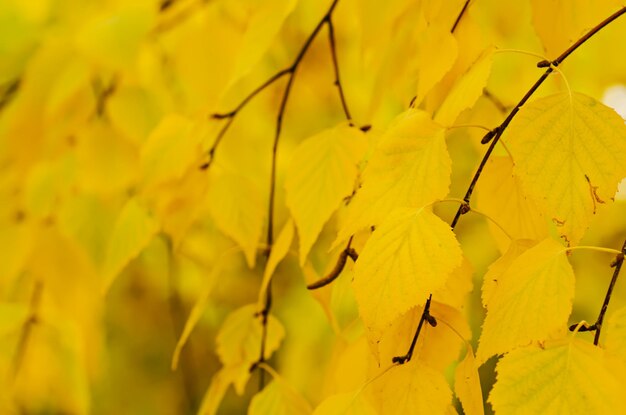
left=2, top=0, right=626, bottom=414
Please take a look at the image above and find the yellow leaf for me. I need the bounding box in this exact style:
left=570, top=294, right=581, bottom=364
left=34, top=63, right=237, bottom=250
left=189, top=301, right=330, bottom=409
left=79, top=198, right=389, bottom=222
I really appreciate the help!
left=530, top=0, right=621, bottom=59
left=107, top=85, right=162, bottom=146
left=216, top=304, right=284, bottom=393
left=258, top=219, right=294, bottom=308
left=415, top=23, right=458, bottom=105
left=481, top=239, right=537, bottom=309
left=75, top=121, right=138, bottom=195
left=102, top=197, right=159, bottom=293
left=197, top=366, right=241, bottom=415
left=140, top=114, right=201, bottom=189
left=248, top=367, right=312, bottom=415
left=207, top=172, right=264, bottom=268
left=489, top=337, right=625, bottom=414
left=507, top=92, right=626, bottom=245
left=455, top=348, right=484, bottom=415
left=312, top=392, right=377, bottom=415
left=353, top=207, right=462, bottom=341
left=605, top=305, right=626, bottom=360
left=477, top=238, right=574, bottom=363
left=377, top=301, right=470, bottom=370
left=368, top=359, right=452, bottom=415
left=335, top=109, right=451, bottom=246
left=476, top=157, right=548, bottom=251
left=285, top=125, right=364, bottom=265
left=75, top=3, right=155, bottom=70
left=229, top=0, right=298, bottom=80
left=13, top=316, right=90, bottom=415
left=434, top=46, right=494, bottom=126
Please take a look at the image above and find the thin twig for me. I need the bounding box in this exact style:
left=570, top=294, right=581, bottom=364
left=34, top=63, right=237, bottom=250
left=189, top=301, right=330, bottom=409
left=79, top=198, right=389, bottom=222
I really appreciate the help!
left=255, top=0, right=342, bottom=388
left=451, top=0, right=471, bottom=33
left=326, top=15, right=352, bottom=122
left=451, top=5, right=626, bottom=229
left=594, top=241, right=626, bottom=345
left=395, top=4, right=626, bottom=365
left=392, top=294, right=433, bottom=364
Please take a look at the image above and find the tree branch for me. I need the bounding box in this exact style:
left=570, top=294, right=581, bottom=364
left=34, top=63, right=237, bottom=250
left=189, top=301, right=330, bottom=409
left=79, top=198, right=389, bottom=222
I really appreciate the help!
left=394, top=5, right=626, bottom=365
left=451, top=0, right=471, bottom=33
left=253, top=0, right=342, bottom=388
left=451, top=5, right=626, bottom=229
left=569, top=239, right=626, bottom=345
left=326, top=15, right=352, bottom=122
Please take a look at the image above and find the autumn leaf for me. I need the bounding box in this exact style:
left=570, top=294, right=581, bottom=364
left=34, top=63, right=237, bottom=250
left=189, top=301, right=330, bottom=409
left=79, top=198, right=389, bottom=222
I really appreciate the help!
left=335, top=109, right=451, bottom=245
left=490, top=337, right=625, bottom=414
left=353, top=207, right=462, bottom=341
left=506, top=92, right=626, bottom=245
left=285, top=124, right=365, bottom=265
left=477, top=238, right=575, bottom=363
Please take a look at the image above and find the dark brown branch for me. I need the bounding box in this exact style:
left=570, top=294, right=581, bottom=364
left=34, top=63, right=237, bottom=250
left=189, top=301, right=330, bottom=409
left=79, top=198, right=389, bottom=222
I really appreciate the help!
left=326, top=16, right=352, bottom=122
left=569, top=241, right=626, bottom=344
left=0, top=79, right=20, bottom=113
left=451, top=0, right=471, bottom=33
left=307, top=236, right=358, bottom=290
left=255, top=0, right=342, bottom=388
left=11, top=281, right=43, bottom=379
left=395, top=5, right=626, bottom=365
left=451, top=5, right=626, bottom=229
left=392, top=294, right=432, bottom=364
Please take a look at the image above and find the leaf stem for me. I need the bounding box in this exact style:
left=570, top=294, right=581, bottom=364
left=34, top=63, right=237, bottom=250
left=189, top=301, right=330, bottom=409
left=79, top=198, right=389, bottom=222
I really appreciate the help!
left=566, top=246, right=623, bottom=256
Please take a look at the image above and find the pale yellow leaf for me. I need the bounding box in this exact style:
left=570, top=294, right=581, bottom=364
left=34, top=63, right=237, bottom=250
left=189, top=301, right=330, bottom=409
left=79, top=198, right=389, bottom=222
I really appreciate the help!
left=415, top=23, right=458, bottom=105
left=216, top=304, right=284, bottom=393
left=248, top=373, right=312, bottom=415
left=312, top=392, right=377, bottom=415
left=353, top=207, right=462, bottom=341
left=476, top=157, right=548, bottom=250
left=207, top=172, right=264, bottom=268
left=506, top=92, right=626, bottom=245
left=377, top=301, right=470, bottom=370
left=481, top=239, right=538, bottom=309
left=335, top=110, right=451, bottom=246
left=102, top=197, right=159, bottom=293
left=285, top=125, right=364, bottom=265
left=140, top=114, right=201, bottom=189
left=434, top=46, right=494, bottom=126
left=369, top=359, right=452, bottom=415
left=530, top=0, right=621, bottom=59
left=197, top=366, right=241, bottom=415
left=455, top=348, right=484, bottom=415
left=258, top=219, right=294, bottom=309
left=490, top=337, right=625, bottom=414
left=76, top=3, right=155, bottom=70
left=477, top=238, right=574, bottom=363
left=230, top=0, right=298, bottom=80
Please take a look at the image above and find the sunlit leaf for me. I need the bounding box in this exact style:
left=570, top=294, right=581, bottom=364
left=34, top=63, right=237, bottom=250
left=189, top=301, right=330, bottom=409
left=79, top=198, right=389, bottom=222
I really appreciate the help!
left=490, top=337, right=625, bottom=414
left=506, top=92, right=626, bottom=245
